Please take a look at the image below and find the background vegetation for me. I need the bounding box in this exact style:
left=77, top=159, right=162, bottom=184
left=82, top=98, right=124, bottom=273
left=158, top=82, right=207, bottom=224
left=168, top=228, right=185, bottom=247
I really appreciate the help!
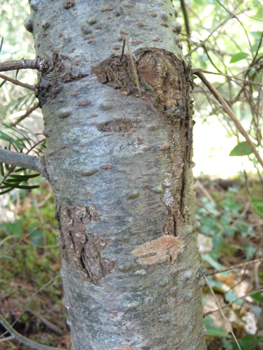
left=0, top=0, right=262, bottom=349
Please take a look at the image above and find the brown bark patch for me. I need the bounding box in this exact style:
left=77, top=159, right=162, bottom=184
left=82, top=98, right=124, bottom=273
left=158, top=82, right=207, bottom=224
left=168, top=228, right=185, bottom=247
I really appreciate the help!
left=118, top=346, right=142, bottom=350
left=97, top=118, right=141, bottom=133
left=100, top=164, right=115, bottom=170
left=76, top=100, right=91, bottom=106
left=91, top=48, right=188, bottom=121
left=56, top=204, right=114, bottom=284
left=131, top=235, right=182, bottom=265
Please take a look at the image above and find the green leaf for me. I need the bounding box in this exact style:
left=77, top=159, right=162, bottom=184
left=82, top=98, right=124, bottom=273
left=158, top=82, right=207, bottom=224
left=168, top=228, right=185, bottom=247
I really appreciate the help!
left=9, top=173, right=40, bottom=180
left=0, top=163, right=5, bottom=176
left=224, top=290, right=242, bottom=305
left=251, top=198, right=263, bottom=217
left=204, top=317, right=231, bottom=338
left=0, top=187, right=14, bottom=195
left=250, top=31, right=263, bottom=39
left=202, top=253, right=225, bottom=270
left=229, top=334, right=262, bottom=350
left=243, top=244, right=257, bottom=260
left=251, top=292, right=262, bottom=303
left=229, top=52, right=249, bottom=63
left=0, top=80, right=6, bottom=88
left=5, top=220, right=24, bottom=236
left=14, top=185, right=39, bottom=190
left=229, top=141, right=255, bottom=157
left=15, top=69, right=20, bottom=80
left=30, top=230, right=43, bottom=245
left=222, top=339, right=233, bottom=350
left=206, top=327, right=231, bottom=338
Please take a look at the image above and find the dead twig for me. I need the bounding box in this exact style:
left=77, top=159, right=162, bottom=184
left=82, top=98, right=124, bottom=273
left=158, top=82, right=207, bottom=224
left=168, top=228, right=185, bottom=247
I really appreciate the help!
left=194, top=70, right=263, bottom=168
left=185, top=14, right=234, bottom=57
left=192, top=67, right=263, bottom=88
left=204, top=274, right=242, bottom=350
left=11, top=102, right=39, bottom=127
left=204, top=257, right=263, bottom=276
left=203, top=287, right=263, bottom=317
left=0, top=73, right=35, bottom=90
left=28, top=310, right=64, bottom=336
left=0, top=314, right=68, bottom=350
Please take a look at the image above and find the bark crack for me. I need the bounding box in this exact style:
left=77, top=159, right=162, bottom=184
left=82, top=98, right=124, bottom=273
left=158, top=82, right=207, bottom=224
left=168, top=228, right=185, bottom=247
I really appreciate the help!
left=56, top=204, right=115, bottom=284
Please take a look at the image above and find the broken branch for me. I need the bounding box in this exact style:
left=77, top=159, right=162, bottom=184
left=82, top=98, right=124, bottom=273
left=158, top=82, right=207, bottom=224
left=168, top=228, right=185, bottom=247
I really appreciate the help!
left=0, top=58, right=39, bottom=72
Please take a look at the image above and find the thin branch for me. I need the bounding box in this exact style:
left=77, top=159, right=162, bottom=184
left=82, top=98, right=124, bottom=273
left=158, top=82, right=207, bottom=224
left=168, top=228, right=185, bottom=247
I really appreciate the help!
left=7, top=217, right=55, bottom=253
left=0, top=139, right=45, bottom=187
left=0, top=148, right=44, bottom=175
left=0, top=59, right=39, bottom=72
left=126, top=38, right=141, bottom=97
left=215, top=0, right=254, bottom=58
left=0, top=165, right=16, bottom=187
left=0, top=273, right=59, bottom=341
left=203, top=45, right=223, bottom=74
left=204, top=257, right=263, bottom=276
left=194, top=70, right=263, bottom=168
left=0, top=73, right=35, bottom=90
left=120, top=39, right=126, bottom=61
left=11, top=102, right=40, bottom=127
left=192, top=67, right=263, bottom=87
left=0, top=314, right=68, bottom=350
left=204, top=274, right=242, bottom=350
left=185, top=14, right=234, bottom=57
left=28, top=310, right=64, bottom=336
left=180, top=0, right=191, bottom=51
left=0, top=336, right=14, bottom=343
left=204, top=287, right=263, bottom=317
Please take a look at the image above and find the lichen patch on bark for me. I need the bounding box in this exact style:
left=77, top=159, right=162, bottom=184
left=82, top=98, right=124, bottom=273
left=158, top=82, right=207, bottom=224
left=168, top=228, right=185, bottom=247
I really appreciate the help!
left=56, top=204, right=114, bottom=284
left=131, top=235, right=182, bottom=265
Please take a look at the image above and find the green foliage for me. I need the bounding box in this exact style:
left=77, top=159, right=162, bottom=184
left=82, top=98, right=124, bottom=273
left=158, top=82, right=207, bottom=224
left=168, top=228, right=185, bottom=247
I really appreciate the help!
left=0, top=93, right=36, bottom=119
left=222, top=335, right=262, bottom=350
left=198, top=187, right=254, bottom=240
left=197, top=187, right=255, bottom=263
left=229, top=52, right=249, bottom=64
left=229, top=141, right=256, bottom=157
left=0, top=124, right=46, bottom=194
left=251, top=292, right=262, bottom=303
left=0, top=184, right=62, bottom=322
left=205, top=317, right=231, bottom=338
left=0, top=248, right=13, bottom=260
left=251, top=198, right=263, bottom=217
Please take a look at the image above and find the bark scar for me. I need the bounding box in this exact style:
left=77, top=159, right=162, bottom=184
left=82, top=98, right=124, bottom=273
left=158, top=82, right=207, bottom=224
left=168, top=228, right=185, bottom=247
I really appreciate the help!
left=56, top=204, right=115, bottom=284
left=131, top=235, right=183, bottom=265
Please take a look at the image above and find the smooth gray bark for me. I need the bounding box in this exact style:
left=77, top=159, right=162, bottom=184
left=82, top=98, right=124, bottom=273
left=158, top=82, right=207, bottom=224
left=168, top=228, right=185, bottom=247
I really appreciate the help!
left=22, top=0, right=206, bottom=349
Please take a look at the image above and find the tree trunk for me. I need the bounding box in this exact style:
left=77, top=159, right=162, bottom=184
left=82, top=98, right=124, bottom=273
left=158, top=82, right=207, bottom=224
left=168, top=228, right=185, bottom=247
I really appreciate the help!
left=24, top=0, right=206, bottom=349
